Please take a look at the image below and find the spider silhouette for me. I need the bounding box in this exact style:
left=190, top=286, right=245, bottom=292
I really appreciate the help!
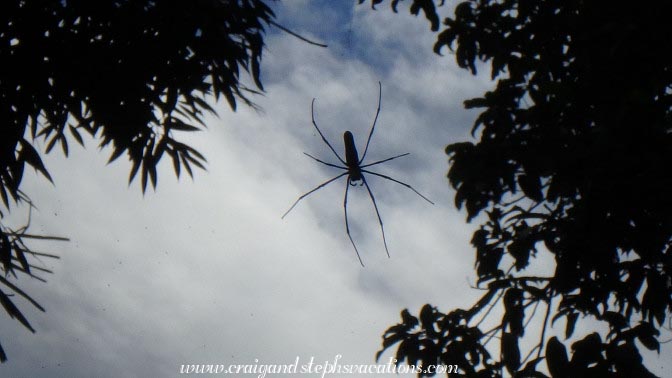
left=282, top=82, right=433, bottom=266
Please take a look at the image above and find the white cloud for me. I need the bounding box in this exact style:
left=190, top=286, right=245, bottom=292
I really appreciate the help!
left=3, top=1, right=668, bottom=377
left=0, top=3, right=488, bottom=377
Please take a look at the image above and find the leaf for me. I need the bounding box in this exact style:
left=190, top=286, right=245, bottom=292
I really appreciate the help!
left=395, top=339, right=417, bottom=366
left=570, top=333, right=603, bottom=369
left=370, top=0, right=384, bottom=9
left=0, top=340, right=6, bottom=362
left=377, top=332, right=405, bottom=361
left=148, top=162, right=158, bottom=189
left=183, top=153, right=206, bottom=171
left=191, top=96, right=216, bottom=115
left=635, top=322, right=660, bottom=353
left=143, top=142, right=158, bottom=191
left=168, top=149, right=181, bottom=178
left=45, top=136, right=58, bottom=154
left=60, top=136, right=69, bottom=156
left=507, top=238, right=532, bottom=271
left=0, top=184, right=9, bottom=208
left=0, top=275, right=45, bottom=312
left=546, top=337, right=568, bottom=378
left=107, top=145, right=127, bottom=164
left=391, top=0, right=400, bottom=12
left=36, top=125, right=54, bottom=139
left=408, top=0, right=440, bottom=31
left=454, top=1, right=472, bottom=19
left=13, top=241, right=30, bottom=273
left=607, top=341, right=660, bottom=377
left=10, top=160, right=24, bottom=193
left=0, top=289, right=35, bottom=333
left=476, top=246, right=504, bottom=281
left=503, top=288, right=524, bottom=337
left=464, top=97, right=488, bottom=109
left=565, top=312, right=578, bottom=339
left=419, top=304, right=440, bottom=337
left=168, top=118, right=201, bottom=132
left=518, top=357, right=547, bottom=378
left=223, top=89, right=237, bottom=111
left=637, top=333, right=660, bottom=353
left=502, top=332, right=521, bottom=375
left=69, top=124, right=85, bottom=146
left=128, top=159, right=141, bottom=184
left=642, top=273, right=667, bottom=326
left=400, top=309, right=419, bottom=328
left=141, top=164, right=149, bottom=193
left=518, top=174, right=543, bottom=202
left=0, top=233, right=12, bottom=273
left=470, top=229, right=488, bottom=249
left=181, top=154, right=194, bottom=178
left=251, top=50, right=263, bottom=90
left=445, top=141, right=474, bottom=157
left=18, top=141, right=53, bottom=183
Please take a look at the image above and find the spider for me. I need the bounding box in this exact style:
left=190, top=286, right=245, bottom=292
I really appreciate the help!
left=282, top=82, right=434, bottom=266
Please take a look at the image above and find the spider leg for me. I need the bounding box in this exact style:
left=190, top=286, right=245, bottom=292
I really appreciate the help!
left=361, top=175, right=390, bottom=258
left=361, top=152, right=410, bottom=168
left=344, top=177, right=365, bottom=266
left=282, top=172, right=348, bottom=219
left=303, top=152, right=347, bottom=170
left=311, top=99, right=347, bottom=165
left=362, top=169, right=434, bottom=205
left=359, top=81, right=382, bottom=164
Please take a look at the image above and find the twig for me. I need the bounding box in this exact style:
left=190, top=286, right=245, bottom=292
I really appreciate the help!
left=467, top=276, right=490, bottom=290
left=519, top=301, right=541, bottom=365
left=482, top=324, right=503, bottom=348
left=475, top=289, right=505, bottom=328
left=537, top=295, right=553, bottom=359
left=269, top=20, right=328, bottom=48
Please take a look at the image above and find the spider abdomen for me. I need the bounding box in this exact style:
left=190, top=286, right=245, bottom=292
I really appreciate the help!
left=343, top=131, right=363, bottom=182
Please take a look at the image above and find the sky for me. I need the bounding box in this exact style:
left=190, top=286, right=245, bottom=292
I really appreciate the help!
left=1, top=1, right=669, bottom=378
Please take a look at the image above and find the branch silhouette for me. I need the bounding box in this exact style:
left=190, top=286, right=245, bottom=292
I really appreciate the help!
left=371, top=0, right=672, bottom=376
left=0, top=0, right=277, bottom=362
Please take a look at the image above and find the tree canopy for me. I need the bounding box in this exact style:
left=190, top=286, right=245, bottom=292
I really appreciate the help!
left=374, top=0, right=672, bottom=376
left=0, top=0, right=275, bottom=361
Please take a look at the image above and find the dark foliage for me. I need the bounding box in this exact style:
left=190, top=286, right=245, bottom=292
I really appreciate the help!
left=0, top=0, right=274, bottom=361
left=373, top=0, right=672, bottom=376
left=0, top=200, right=65, bottom=362
left=1, top=0, right=273, bottom=196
